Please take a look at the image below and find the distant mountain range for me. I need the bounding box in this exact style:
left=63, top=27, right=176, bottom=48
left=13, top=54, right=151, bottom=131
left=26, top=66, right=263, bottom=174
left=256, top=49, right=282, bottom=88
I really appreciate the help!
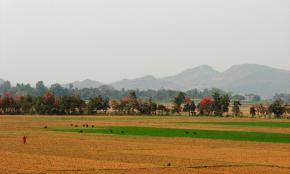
left=1, top=64, right=290, bottom=97
left=110, top=75, right=186, bottom=91
left=163, top=65, right=219, bottom=90
left=62, top=64, right=290, bottom=97
left=62, top=79, right=103, bottom=89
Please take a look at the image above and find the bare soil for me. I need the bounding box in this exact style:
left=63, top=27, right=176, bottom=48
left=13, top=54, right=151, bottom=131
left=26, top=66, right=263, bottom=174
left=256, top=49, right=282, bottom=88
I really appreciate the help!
left=0, top=116, right=290, bottom=174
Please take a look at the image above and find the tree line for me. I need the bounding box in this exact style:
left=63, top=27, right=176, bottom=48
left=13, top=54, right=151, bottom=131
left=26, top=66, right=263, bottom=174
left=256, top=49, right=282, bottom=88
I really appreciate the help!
left=0, top=80, right=261, bottom=102
left=249, top=100, right=290, bottom=119
left=0, top=90, right=289, bottom=118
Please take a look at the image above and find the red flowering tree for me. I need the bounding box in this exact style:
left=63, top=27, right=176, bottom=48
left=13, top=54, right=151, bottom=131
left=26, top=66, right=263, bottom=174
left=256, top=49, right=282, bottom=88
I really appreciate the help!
left=199, top=96, right=214, bottom=116
left=201, top=96, right=213, bottom=108
left=121, top=96, right=129, bottom=105
left=15, top=96, right=24, bottom=104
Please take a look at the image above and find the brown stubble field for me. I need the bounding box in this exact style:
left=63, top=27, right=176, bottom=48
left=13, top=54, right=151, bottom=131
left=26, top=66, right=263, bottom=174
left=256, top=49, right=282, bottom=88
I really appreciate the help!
left=0, top=116, right=290, bottom=174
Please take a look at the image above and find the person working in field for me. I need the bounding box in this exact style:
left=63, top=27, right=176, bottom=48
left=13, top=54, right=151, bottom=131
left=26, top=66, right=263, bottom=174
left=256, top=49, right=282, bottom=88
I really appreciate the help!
left=23, top=136, right=27, bottom=144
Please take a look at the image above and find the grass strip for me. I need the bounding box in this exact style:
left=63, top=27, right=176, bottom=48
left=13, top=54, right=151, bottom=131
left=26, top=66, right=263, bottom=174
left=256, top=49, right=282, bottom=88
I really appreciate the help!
left=51, top=126, right=290, bottom=143
left=188, top=121, right=290, bottom=128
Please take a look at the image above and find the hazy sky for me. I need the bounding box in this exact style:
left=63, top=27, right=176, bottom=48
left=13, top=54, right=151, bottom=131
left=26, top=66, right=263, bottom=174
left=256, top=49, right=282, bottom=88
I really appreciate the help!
left=0, top=0, right=289, bottom=85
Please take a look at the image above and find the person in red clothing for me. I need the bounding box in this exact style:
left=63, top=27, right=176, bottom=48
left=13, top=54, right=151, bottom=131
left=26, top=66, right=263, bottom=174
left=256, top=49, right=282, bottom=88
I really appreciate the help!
left=23, top=136, right=27, bottom=144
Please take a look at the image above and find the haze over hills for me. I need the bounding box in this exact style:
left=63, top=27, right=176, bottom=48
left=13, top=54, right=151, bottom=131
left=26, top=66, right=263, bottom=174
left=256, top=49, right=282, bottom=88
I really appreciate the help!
left=0, top=79, right=4, bottom=84
left=1, top=64, right=290, bottom=97
left=163, top=65, right=219, bottom=90
left=162, top=64, right=290, bottom=97
left=62, top=79, right=103, bottom=89
left=60, top=64, right=290, bottom=97
left=110, top=75, right=186, bottom=91
left=94, top=64, right=290, bottom=97
left=207, top=64, right=290, bottom=97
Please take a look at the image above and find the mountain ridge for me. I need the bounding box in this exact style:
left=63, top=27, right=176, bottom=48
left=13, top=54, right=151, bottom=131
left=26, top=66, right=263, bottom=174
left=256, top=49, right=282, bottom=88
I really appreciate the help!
left=62, top=79, right=103, bottom=89
left=60, top=64, right=290, bottom=97
left=1, top=64, right=290, bottom=97
left=110, top=75, right=186, bottom=91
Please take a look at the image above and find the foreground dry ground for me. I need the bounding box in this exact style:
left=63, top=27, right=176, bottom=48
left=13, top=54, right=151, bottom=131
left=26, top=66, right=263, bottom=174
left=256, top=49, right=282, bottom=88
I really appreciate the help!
left=0, top=116, right=290, bottom=174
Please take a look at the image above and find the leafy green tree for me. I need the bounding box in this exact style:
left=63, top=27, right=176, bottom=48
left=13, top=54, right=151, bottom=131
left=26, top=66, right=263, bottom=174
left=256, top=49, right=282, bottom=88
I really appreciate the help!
left=183, top=97, right=196, bottom=116
left=12, top=83, right=35, bottom=96
left=250, top=105, right=256, bottom=118
left=148, top=98, right=157, bottom=115
left=274, top=93, right=290, bottom=103
left=50, top=84, right=70, bottom=96
left=136, top=98, right=157, bottom=115
left=19, top=95, right=34, bottom=114
left=172, top=92, right=185, bottom=114
left=286, top=105, right=290, bottom=116
left=157, top=104, right=169, bottom=115
left=87, top=95, right=110, bottom=114
left=59, top=96, right=85, bottom=115
left=110, top=99, right=122, bottom=114
left=127, top=91, right=139, bottom=114
left=34, top=92, right=60, bottom=115
left=212, top=92, right=230, bottom=116
left=232, top=101, right=241, bottom=116
left=36, top=81, right=47, bottom=96
left=138, top=101, right=151, bottom=115
left=269, top=99, right=286, bottom=118
left=0, top=81, right=12, bottom=94
left=33, top=97, right=46, bottom=114
left=69, top=84, right=74, bottom=90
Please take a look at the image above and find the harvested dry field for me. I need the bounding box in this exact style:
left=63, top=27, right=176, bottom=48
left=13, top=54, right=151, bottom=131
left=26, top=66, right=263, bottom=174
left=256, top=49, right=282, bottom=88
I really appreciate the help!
left=0, top=116, right=290, bottom=174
